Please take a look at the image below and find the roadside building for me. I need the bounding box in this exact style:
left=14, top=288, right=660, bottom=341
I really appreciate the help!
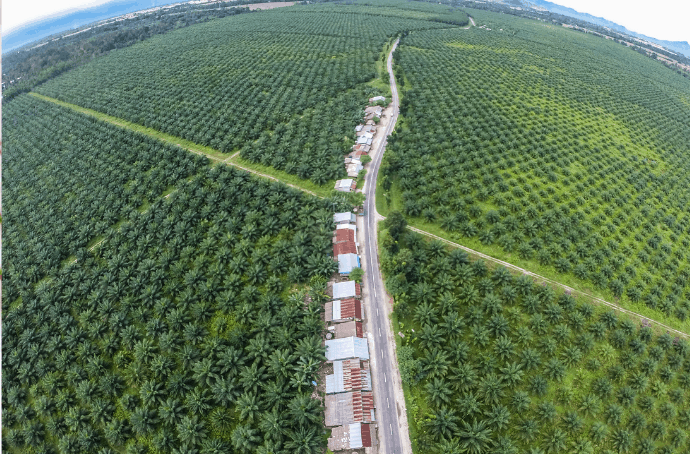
left=356, top=135, right=373, bottom=146
left=325, top=391, right=375, bottom=426
left=329, top=281, right=361, bottom=299
left=352, top=143, right=370, bottom=154
left=336, top=223, right=357, bottom=237
left=330, top=321, right=364, bottom=339
left=355, top=124, right=376, bottom=136
left=325, top=336, right=369, bottom=361
left=345, top=159, right=363, bottom=178
left=326, top=358, right=371, bottom=394
left=334, top=228, right=356, bottom=244
left=369, top=95, right=386, bottom=103
left=327, top=423, right=374, bottom=451
left=338, top=253, right=360, bottom=275
left=325, top=298, right=362, bottom=323
left=333, top=239, right=357, bottom=255
left=334, top=179, right=357, bottom=193
left=334, top=212, right=356, bottom=225
left=364, top=105, right=383, bottom=120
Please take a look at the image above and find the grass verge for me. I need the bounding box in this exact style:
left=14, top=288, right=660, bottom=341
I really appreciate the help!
left=376, top=177, right=690, bottom=335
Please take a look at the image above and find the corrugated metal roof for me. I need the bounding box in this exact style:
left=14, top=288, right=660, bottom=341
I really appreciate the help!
left=334, top=321, right=361, bottom=339
left=361, top=423, right=372, bottom=447
left=336, top=224, right=357, bottom=236
left=326, top=337, right=369, bottom=361
left=334, top=212, right=355, bottom=224
left=327, top=425, right=352, bottom=451
left=331, top=300, right=341, bottom=320
left=335, top=229, right=355, bottom=243
left=363, top=370, right=372, bottom=391
left=334, top=242, right=357, bottom=256
left=333, top=281, right=357, bottom=299
left=338, top=253, right=359, bottom=274
left=349, top=423, right=363, bottom=449
left=326, top=360, right=345, bottom=394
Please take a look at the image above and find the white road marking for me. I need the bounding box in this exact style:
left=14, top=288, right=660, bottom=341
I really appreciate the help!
left=387, top=398, right=390, bottom=408
left=379, top=327, right=381, bottom=336
left=390, top=424, right=393, bottom=435
left=380, top=349, right=383, bottom=358
left=384, top=373, right=387, bottom=383
left=377, top=307, right=379, bottom=316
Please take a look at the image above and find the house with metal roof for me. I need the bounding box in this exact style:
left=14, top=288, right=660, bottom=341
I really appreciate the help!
left=325, top=391, right=375, bottom=426
left=332, top=321, right=364, bottom=339
left=333, top=241, right=357, bottom=256
left=338, top=253, right=360, bottom=275
left=369, top=95, right=386, bottom=103
left=334, top=212, right=356, bottom=225
left=325, top=298, right=362, bottom=322
left=327, top=423, right=374, bottom=451
left=325, top=336, right=369, bottom=361
left=336, top=223, right=357, bottom=236
left=334, top=228, right=356, bottom=244
left=325, top=358, right=371, bottom=394
left=346, top=160, right=363, bottom=178
left=329, top=281, right=361, bottom=299
left=334, top=179, right=357, bottom=193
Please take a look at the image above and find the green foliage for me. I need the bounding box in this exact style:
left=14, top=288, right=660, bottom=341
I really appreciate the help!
left=383, top=227, right=690, bottom=454
left=35, top=5, right=456, bottom=184
left=382, top=8, right=690, bottom=326
left=3, top=101, right=336, bottom=452
left=349, top=267, right=365, bottom=283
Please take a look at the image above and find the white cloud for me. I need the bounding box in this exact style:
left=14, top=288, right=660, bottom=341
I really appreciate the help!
left=545, top=0, right=690, bottom=42
left=3, top=0, right=119, bottom=34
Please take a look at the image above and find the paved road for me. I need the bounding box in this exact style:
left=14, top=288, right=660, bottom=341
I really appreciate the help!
left=362, top=38, right=408, bottom=454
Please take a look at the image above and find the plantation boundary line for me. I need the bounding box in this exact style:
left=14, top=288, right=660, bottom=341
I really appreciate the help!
left=404, top=224, right=690, bottom=338
left=28, top=92, right=321, bottom=197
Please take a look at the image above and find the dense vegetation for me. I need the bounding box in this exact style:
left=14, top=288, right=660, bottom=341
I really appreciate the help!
left=2, top=0, right=254, bottom=102
left=381, top=216, right=690, bottom=454
left=382, top=9, right=690, bottom=327
left=3, top=98, right=340, bottom=452
left=2, top=95, right=207, bottom=300
left=35, top=6, right=455, bottom=184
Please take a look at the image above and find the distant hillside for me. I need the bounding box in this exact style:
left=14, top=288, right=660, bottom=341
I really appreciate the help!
left=2, top=0, right=181, bottom=53
left=525, top=0, right=690, bottom=57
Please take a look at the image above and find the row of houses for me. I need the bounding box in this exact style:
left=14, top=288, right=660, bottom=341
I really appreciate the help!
left=334, top=96, right=385, bottom=192
left=325, top=212, right=375, bottom=452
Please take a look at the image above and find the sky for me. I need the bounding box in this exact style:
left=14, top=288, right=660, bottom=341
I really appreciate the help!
left=550, top=0, right=690, bottom=42
left=2, top=0, right=690, bottom=42
left=3, top=0, right=117, bottom=34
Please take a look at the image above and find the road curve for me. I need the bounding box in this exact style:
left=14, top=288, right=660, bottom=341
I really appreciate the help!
left=362, top=37, right=410, bottom=454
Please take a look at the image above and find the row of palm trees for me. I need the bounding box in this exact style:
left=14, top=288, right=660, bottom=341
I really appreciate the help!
left=381, top=218, right=690, bottom=454
left=381, top=22, right=690, bottom=324
left=3, top=162, right=339, bottom=453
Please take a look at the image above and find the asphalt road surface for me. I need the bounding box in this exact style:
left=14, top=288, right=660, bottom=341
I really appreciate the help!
left=362, top=38, right=405, bottom=454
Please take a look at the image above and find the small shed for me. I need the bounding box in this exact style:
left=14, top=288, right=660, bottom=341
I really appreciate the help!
left=369, top=95, right=386, bottom=103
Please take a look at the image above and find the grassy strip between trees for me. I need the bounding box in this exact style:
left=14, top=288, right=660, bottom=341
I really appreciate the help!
left=376, top=178, right=690, bottom=336
left=29, top=92, right=332, bottom=198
